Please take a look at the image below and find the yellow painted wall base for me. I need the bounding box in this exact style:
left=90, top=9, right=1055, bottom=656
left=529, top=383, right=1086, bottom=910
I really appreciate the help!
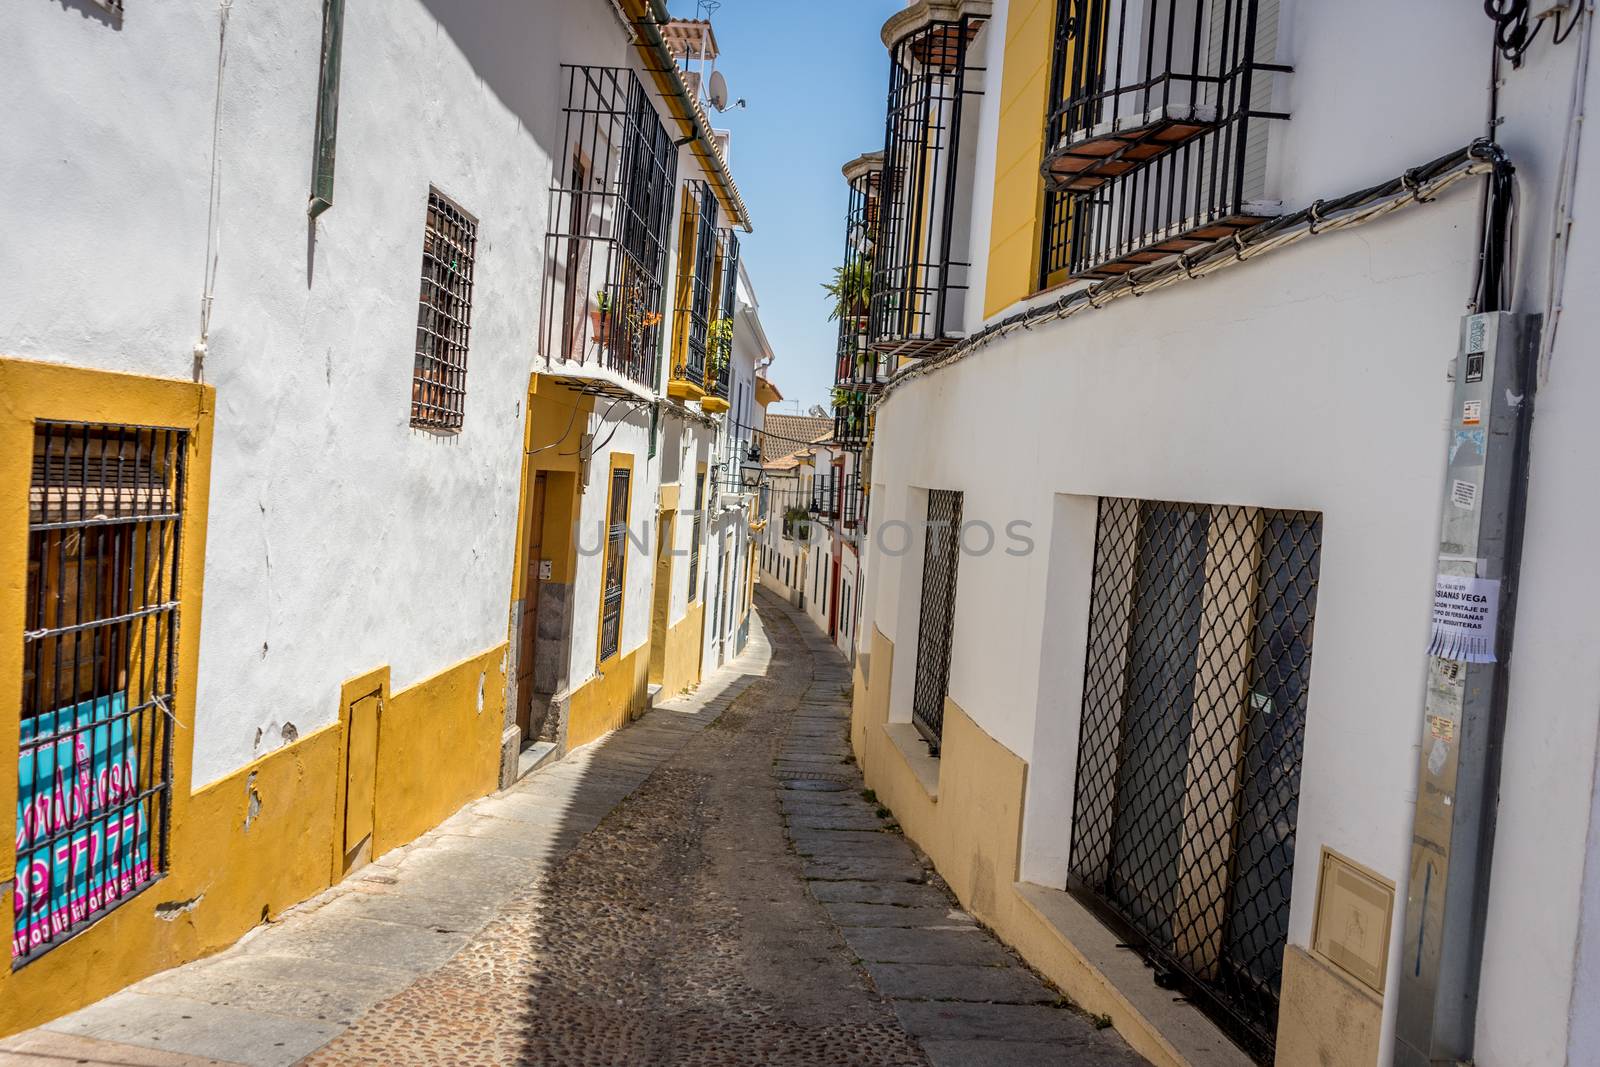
left=566, top=642, right=651, bottom=751
left=1275, top=946, right=1382, bottom=1067
left=658, top=603, right=706, bottom=696
left=850, top=624, right=1246, bottom=1067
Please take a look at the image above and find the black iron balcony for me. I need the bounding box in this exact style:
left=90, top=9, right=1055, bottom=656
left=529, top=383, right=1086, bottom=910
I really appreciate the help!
left=841, top=474, right=866, bottom=529
left=703, top=229, right=740, bottom=414
left=870, top=4, right=989, bottom=360
left=541, top=65, right=677, bottom=390
left=1039, top=0, right=1290, bottom=283
left=810, top=473, right=839, bottom=520
left=832, top=154, right=895, bottom=394
left=670, top=180, right=718, bottom=401
left=832, top=390, right=870, bottom=451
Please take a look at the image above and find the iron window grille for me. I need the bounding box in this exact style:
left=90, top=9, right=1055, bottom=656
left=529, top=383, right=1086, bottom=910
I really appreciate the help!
left=1040, top=0, right=1289, bottom=284
left=912, top=490, right=962, bottom=751
left=671, top=181, right=718, bottom=392
left=599, top=467, right=631, bottom=662
left=835, top=158, right=893, bottom=393
left=15, top=423, right=186, bottom=966
left=542, top=65, right=678, bottom=390
left=1067, top=497, right=1320, bottom=1061
left=809, top=473, right=839, bottom=520
left=871, top=15, right=987, bottom=360
left=411, top=190, right=477, bottom=432
left=705, top=230, right=740, bottom=405
left=688, top=473, right=704, bottom=602
left=841, top=474, right=865, bottom=529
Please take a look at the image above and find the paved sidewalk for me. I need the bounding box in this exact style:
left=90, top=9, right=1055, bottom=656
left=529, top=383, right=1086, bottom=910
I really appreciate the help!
left=0, top=593, right=1143, bottom=1066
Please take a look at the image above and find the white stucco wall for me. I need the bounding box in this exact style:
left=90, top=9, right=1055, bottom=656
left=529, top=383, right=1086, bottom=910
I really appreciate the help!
left=0, top=0, right=707, bottom=785
left=863, top=4, right=1600, bottom=1061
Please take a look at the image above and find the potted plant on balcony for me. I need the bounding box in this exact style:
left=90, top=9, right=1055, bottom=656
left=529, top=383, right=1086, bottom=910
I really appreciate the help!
left=590, top=289, right=612, bottom=346
left=823, top=257, right=873, bottom=332
left=706, top=316, right=735, bottom=385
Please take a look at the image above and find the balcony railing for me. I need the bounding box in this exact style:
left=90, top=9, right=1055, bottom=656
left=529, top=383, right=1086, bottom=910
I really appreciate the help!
left=833, top=391, right=870, bottom=450
left=702, top=229, right=740, bottom=414
left=670, top=180, right=718, bottom=400
left=809, top=472, right=839, bottom=520
left=541, top=65, right=677, bottom=390
left=870, top=8, right=988, bottom=360
left=834, top=154, right=895, bottom=393
left=1040, top=0, right=1288, bottom=283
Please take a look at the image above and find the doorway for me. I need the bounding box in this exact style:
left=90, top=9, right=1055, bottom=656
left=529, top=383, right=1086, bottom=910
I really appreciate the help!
left=649, top=510, right=675, bottom=685
left=515, top=472, right=548, bottom=744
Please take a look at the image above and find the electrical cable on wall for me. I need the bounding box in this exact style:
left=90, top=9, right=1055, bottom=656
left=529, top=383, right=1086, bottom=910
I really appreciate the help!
left=195, top=0, right=233, bottom=383
left=870, top=141, right=1509, bottom=412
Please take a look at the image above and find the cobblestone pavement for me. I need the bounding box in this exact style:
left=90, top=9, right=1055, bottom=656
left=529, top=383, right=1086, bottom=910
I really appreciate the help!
left=2, top=592, right=1144, bottom=1067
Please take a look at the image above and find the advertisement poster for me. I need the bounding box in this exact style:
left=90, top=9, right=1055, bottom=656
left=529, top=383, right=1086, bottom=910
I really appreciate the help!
left=12, top=692, right=152, bottom=958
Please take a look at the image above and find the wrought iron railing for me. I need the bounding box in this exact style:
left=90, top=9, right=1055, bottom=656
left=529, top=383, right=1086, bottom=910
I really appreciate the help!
left=833, top=391, right=870, bottom=450
left=835, top=156, right=894, bottom=391
left=541, top=65, right=677, bottom=389
left=912, top=489, right=962, bottom=751
left=1068, top=497, right=1320, bottom=1061
left=1040, top=0, right=1289, bottom=283
left=704, top=230, right=739, bottom=408
left=671, top=180, right=717, bottom=395
left=870, top=14, right=987, bottom=359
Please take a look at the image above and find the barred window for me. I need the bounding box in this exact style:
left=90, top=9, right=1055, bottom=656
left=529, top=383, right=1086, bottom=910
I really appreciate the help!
left=599, top=467, right=631, bottom=662
left=411, top=189, right=477, bottom=432
left=688, top=474, right=704, bottom=602
left=912, top=490, right=962, bottom=752
left=1068, top=498, right=1320, bottom=1060
left=15, top=423, right=186, bottom=964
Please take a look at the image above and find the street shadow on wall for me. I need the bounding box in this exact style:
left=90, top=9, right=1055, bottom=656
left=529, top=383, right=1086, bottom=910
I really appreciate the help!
left=417, top=0, right=628, bottom=158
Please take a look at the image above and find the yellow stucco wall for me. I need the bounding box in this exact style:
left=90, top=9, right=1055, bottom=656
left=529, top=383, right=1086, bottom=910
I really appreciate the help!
left=985, top=0, right=1058, bottom=315
left=566, top=641, right=651, bottom=751
left=658, top=603, right=706, bottom=697
left=0, top=357, right=509, bottom=1035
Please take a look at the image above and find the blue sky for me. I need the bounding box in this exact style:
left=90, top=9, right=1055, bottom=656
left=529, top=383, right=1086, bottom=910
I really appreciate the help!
left=692, top=0, right=901, bottom=415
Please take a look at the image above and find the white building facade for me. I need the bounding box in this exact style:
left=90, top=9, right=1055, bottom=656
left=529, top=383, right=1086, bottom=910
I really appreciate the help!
left=0, top=0, right=770, bottom=1033
left=846, top=2, right=1600, bottom=1066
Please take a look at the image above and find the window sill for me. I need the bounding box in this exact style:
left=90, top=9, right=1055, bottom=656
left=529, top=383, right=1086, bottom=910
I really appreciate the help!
left=1013, top=882, right=1253, bottom=1067
left=882, top=721, right=939, bottom=801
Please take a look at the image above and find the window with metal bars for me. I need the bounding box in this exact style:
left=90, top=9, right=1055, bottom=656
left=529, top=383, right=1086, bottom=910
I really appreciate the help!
left=671, top=181, right=718, bottom=391
left=15, top=423, right=186, bottom=965
left=688, top=473, right=704, bottom=602
left=911, top=490, right=962, bottom=752
left=705, top=230, right=739, bottom=404
left=1067, top=497, right=1320, bottom=1061
left=598, top=467, right=631, bottom=662
left=871, top=15, right=986, bottom=360
left=541, top=66, right=678, bottom=389
left=835, top=159, right=891, bottom=392
left=411, top=190, right=477, bottom=431
left=1039, top=0, right=1288, bottom=284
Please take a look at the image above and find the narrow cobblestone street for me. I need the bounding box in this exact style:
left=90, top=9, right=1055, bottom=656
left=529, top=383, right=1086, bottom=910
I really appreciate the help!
left=2, top=594, right=1142, bottom=1067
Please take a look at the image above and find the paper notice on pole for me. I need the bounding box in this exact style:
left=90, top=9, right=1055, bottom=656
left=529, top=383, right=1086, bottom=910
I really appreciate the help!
left=1428, top=574, right=1501, bottom=663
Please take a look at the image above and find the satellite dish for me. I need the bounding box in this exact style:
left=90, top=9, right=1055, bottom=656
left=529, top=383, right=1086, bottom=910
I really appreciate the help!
left=708, top=70, right=729, bottom=112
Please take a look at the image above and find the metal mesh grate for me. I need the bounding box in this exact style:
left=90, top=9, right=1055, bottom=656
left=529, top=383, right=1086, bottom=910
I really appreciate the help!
left=15, top=422, right=186, bottom=965
left=911, top=490, right=962, bottom=751
left=411, top=190, right=476, bottom=431
left=599, top=467, right=631, bottom=662
left=1068, top=498, right=1320, bottom=1061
